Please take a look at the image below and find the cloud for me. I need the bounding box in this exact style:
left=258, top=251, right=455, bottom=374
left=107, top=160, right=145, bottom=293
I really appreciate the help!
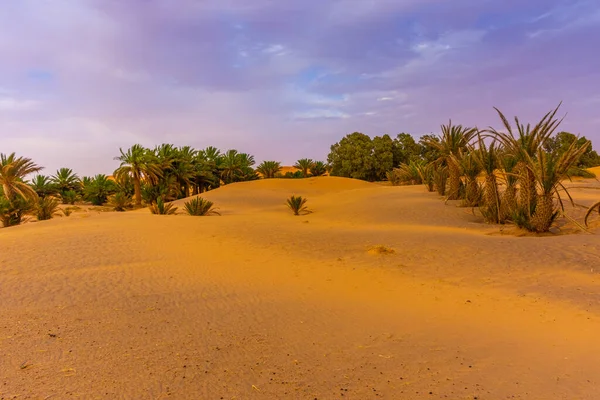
left=0, top=0, right=598, bottom=174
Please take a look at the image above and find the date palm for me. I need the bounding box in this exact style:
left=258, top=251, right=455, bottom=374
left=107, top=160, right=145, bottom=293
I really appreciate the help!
left=114, top=144, right=162, bottom=206
left=424, top=122, right=478, bottom=200
left=470, top=137, right=501, bottom=222
left=0, top=153, right=42, bottom=203
left=527, top=139, right=589, bottom=232
left=30, top=175, right=57, bottom=198
left=487, top=103, right=563, bottom=215
left=294, top=158, right=314, bottom=178
left=256, top=161, right=282, bottom=179
left=310, top=161, right=327, bottom=177
left=51, top=168, right=81, bottom=203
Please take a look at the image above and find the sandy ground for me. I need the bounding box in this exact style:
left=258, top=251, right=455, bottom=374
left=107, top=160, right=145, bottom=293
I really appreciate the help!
left=1, top=176, right=600, bottom=399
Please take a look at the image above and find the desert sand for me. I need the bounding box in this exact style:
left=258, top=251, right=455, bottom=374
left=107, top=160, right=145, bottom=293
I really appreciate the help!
left=2, top=176, right=600, bottom=399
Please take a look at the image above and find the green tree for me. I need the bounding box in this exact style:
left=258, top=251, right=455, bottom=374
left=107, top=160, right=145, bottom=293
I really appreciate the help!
left=327, top=132, right=375, bottom=180
left=114, top=144, right=162, bottom=206
left=392, top=133, right=421, bottom=166
left=372, top=134, right=394, bottom=180
left=544, top=131, right=600, bottom=168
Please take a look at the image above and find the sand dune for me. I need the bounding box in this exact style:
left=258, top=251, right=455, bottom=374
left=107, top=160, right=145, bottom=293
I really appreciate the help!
left=2, top=177, right=600, bottom=399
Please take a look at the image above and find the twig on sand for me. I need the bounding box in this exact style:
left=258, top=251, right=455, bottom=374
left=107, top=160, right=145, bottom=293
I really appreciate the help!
left=252, top=385, right=261, bottom=392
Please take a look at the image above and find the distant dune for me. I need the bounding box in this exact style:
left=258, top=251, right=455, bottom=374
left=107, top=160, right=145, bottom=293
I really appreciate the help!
left=2, top=176, right=600, bottom=398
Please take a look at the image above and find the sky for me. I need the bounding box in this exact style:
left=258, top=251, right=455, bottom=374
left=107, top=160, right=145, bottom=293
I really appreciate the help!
left=1, top=0, right=599, bottom=176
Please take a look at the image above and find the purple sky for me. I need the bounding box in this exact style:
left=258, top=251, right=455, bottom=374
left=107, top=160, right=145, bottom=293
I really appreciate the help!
left=1, top=0, right=599, bottom=175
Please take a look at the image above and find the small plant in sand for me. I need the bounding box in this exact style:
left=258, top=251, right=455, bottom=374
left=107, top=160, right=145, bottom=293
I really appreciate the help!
left=183, top=197, right=220, bottom=216
left=149, top=197, right=177, bottom=215
left=109, top=192, right=132, bottom=212
left=584, top=201, right=600, bottom=228
left=286, top=195, right=309, bottom=216
left=368, top=245, right=396, bottom=255
left=36, top=196, right=61, bottom=220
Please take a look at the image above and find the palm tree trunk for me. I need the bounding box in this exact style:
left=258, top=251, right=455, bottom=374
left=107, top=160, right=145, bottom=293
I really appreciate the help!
left=482, top=175, right=500, bottom=223
left=531, top=194, right=554, bottom=233
left=518, top=165, right=537, bottom=215
left=447, top=162, right=462, bottom=200
left=134, top=177, right=142, bottom=206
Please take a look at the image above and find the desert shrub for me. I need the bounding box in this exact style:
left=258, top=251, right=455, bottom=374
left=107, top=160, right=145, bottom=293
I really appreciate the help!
left=390, top=161, right=423, bottom=185
left=286, top=195, right=309, bottom=216
left=183, top=197, right=220, bottom=216
left=36, top=196, right=61, bottom=220
left=149, top=198, right=177, bottom=215
left=282, top=171, right=304, bottom=179
left=108, top=192, right=132, bottom=212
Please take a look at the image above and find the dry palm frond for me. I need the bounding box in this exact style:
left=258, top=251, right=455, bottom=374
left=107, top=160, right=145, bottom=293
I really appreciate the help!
left=584, top=201, right=600, bottom=227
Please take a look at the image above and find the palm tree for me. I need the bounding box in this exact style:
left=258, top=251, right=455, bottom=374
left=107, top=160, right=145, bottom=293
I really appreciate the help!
left=294, top=158, right=314, bottom=178
left=310, top=161, right=327, bottom=177
left=527, top=139, right=589, bottom=232
left=256, top=161, right=282, bottom=179
left=83, top=174, right=118, bottom=205
left=51, top=168, right=81, bottom=203
left=487, top=104, right=563, bottom=215
left=114, top=144, right=162, bottom=206
left=0, top=153, right=42, bottom=203
left=30, top=175, right=57, bottom=198
left=471, top=137, right=502, bottom=223
left=460, top=153, right=483, bottom=207
left=424, top=122, right=478, bottom=200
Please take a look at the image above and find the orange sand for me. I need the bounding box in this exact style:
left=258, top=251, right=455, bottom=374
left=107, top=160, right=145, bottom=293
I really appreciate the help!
left=1, top=177, right=600, bottom=399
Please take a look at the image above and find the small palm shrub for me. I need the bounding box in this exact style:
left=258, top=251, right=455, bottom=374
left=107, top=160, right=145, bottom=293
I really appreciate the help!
left=149, top=198, right=177, bottom=215
left=256, top=161, right=281, bottom=179
left=584, top=201, right=600, bottom=228
left=35, top=196, right=61, bottom=220
left=109, top=192, right=132, bottom=212
left=0, top=195, right=32, bottom=227
left=386, top=170, right=401, bottom=186
left=61, top=190, right=78, bottom=205
left=183, top=197, right=220, bottom=216
left=389, top=161, right=423, bottom=185
left=286, top=195, right=309, bottom=216
left=310, top=161, right=328, bottom=177
left=418, top=163, right=435, bottom=192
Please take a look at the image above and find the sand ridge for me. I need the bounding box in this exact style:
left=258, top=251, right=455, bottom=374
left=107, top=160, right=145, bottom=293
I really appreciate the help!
left=2, top=176, right=600, bottom=399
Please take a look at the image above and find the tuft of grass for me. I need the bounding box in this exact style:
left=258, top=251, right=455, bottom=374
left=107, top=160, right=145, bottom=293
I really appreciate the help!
left=149, top=198, right=177, bottom=215
left=183, top=197, right=220, bottom=216
left=286, top=195, right=309, bottom=216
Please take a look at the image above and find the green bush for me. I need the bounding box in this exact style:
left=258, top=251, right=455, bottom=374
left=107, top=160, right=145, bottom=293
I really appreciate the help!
left=183, top=197, right=220, bottom=216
